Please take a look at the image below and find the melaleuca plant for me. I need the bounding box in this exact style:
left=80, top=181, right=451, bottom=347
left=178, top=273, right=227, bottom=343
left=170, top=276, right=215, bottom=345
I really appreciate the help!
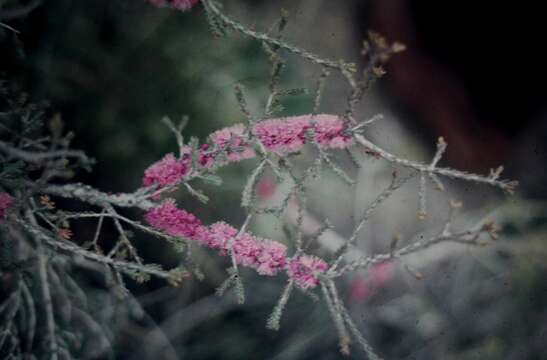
left=0, top=1, right=517, bottom=359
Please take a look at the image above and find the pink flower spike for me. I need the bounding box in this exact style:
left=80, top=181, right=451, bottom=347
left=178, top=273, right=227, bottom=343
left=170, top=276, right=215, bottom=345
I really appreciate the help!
left=209, top=124, right=256, bottom=163
left=287, top=255, right=329, bottom=290
left=144, top=199, right=203, bottom=239
left=232, top=232, right=262, bottom=267
left=143, top=153, right=190, bottom=188
left=149, top=0, right=199, bottom=11
left=255, top=240, right=287, bottom=276
left=142, top=114, right=352, bottom=195
left=310, top=114, right=353, bottom=149
left=252, top=114, right=353, bottom=153
left=0, top=192, right=13, bottom=220
left=143, top=199, right=333, bottom=284
left=207, top=221, right=238, bottom=250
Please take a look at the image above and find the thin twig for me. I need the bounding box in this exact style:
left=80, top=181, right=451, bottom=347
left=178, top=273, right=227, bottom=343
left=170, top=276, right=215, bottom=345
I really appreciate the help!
left=353, top=133, right=517, bottom=193
left=202, top=0, right=355, bottom=72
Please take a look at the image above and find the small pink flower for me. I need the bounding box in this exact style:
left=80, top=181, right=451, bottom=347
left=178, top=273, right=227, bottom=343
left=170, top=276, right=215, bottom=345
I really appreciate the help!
left=207, top=221, right=237, bottom=250
left=288, top=255, right=329, bottom=290
left=149, top=0, right=199, bottom=11
left=142, top=114, right=352, bottom=193
left=57, top=228, right=73, bottom=240
left=144, top=193, right=332, bottom=286
left=206, top=223, right=287, bottom=275
left=252, top=116, right=308, bottom=153
left=311, top=114, right=353, bottom=149
left=198, top=144, right=216, bottom=167
left=0, top=192, right=13, bottom=220
left=209, top=124, right=256, bottom=163
left=143, top=153, right=190, bottom=188
left=145, top=201, right=290, bottom=277
left=252, top=114, right=352, bottom=153
left=144, top=198, right=204, bottom=239
left=232, top=232, right=262, bottom=267
left=255, top=240, right=287, bottom=276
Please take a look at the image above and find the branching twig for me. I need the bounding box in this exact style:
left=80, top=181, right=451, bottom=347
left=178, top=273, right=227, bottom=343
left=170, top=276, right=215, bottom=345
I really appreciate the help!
left=17, top=219, right=187, bottom=284
left=353, top=133, right=517, bottom=193
left=335, top=224, right=491, bottom=277
left=202, top=0, right=355, bottom=72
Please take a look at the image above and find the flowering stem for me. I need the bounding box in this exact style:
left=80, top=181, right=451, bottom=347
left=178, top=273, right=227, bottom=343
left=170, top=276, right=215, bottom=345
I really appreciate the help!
left=199, top=0, right=517, bottom=197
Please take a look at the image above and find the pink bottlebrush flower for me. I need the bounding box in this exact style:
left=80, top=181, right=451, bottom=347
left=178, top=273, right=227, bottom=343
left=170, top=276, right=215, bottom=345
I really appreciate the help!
left=207, top=221, right=238, bottom=250
left=209, top=124, right=256, bottom=163
left=198, top=143, right=216, bottom=167
left=288, top=255, right=329, bottom=290
left=144, top=199, right=204, bottom=239
left=145, top=200, right=290, bottom=277
left=252, top=114, right=353, bottom=153
left=252, top=116, right=309, bottom=153
left=205, top=222, right=287, bottom=275
left=0, top=192, right=13, bottom=220
left=191, top=225, right=214, bottom=247
left=142, top=114, right=352, bottom=193
left=148, top=0, right=199, bottom=11
left=145, top=200, right=331, bottom=284
left=255, top=240, right=287, bottom=276
left=232, top=232, right=263, bottom=267
left=143, top=153, right=190, bottom=188
left=311, top=114, right=353, bottom=149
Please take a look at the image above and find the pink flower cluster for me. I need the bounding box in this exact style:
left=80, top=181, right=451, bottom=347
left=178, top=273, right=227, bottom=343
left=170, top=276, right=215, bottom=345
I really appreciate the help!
left=142, top=114, right=352, bottom=189
left=253, top=114, right=352, bottom=152
left=0, top=192, right=13, bottom=220
left=143, top=153, right=190, bottom=188
left=144, top=199, right=205, bottom=238
left=145, top=199, right=328, bottom=287
left=142, top=115, right=343, bottom=287
left=288, top=255, right=330, bottom=289
left=149, top=0, right=199, bottom=11
left=208, top=124, right=256, bottom=163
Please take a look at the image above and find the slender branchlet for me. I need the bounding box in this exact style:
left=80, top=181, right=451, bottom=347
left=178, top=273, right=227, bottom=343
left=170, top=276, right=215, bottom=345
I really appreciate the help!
left=266, top=280, right=294, bottom=331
